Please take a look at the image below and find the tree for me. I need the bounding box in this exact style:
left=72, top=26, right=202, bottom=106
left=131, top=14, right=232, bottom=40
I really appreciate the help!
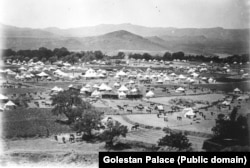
left=172, top=52, right=185, bottom=60
left=72, top=110, right=103, bottom=140
left=158, top=129, right=192, bottom=151
left=211, top=114, right=248, bottom=144
left=117, top=52, right=125, bottom=59
left=49, top=56, right=58, bottom=64
left=94, top=50, right=104, bottom=60
left=63, top=54, right=79, bottom=65
left=51, top=89, right=91, bottom=125
left=100, top=121, right=128, bottom=148
left=163, top=52, right=172, bottom=61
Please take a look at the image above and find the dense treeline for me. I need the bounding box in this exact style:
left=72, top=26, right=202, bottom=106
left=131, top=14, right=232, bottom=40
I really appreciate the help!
left=129, top=52, right=250, bottom=64
left=2, top=47, right=249, bottom=64
left=2, top=47, right=107, bottom=64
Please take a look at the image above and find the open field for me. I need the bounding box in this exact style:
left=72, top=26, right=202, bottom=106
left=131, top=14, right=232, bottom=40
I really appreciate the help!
left=148, top=94, right=225, bottom=107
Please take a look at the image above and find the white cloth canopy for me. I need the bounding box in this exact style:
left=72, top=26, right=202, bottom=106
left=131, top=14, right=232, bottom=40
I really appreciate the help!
left=4, top=100, right=16, bottom=107
left=80, top=87, right=91, bottom=93
left=37, top=71, right=48, bottom=77
left=0, top=94, right=8, bottom=100
left=145, top=90, right=155, bottom=98
left=131, top=88, right=138, bottom=93
left=116, top=71, right=127, bottom=77
left=118, top=85, right=129, bottom=92
left=183, top=108, right=195, bottom=117
left=176, top=87, right=185, bottom=92
left=99, top=83, right=112, bottom=91
left=91, top=90, right=101, bottom=97
left=234, top=88, right=241, bottom=92
left=178, top=74, right=186, bottom=79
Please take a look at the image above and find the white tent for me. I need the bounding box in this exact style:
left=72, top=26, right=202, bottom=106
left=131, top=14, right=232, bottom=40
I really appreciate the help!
left=178, top=74, right=186, bottom=79
left=156, top=79, right=163, bottom=83
left=93, top=84, right=99, bottom=88
left=0, top=94, right=8, bottom=100
left=99, top=83, right=112, bottom=91
left=19, top=66, right=26, bottom=71
left=157, top=105, right=164, bottom=110
left=176, top=87, right=185, bottom=92
left=164, top=76, right=170, bottom=81
left=85, top=84, right=92, bottom=88
left=208, top=78, right=214, bottom=83
left=4, top=100, right=16, bottom=107
left=116, top=71, right=127, bottom=77
left=80, top=87, right=91, bottom=93
left=118, top=92, right=126, bottom=99
left=98, top=73, right=105, bottom=78
left=234, top=88, right=241, bottom=93
left=63, top=62, right=71, bottom=66
left=170, top=73, right=176, bottom=76
left=118, top=85, right=129, bottom=92
left=130, top=88, right=138, bottom=93
left=91, top=90, right=101, bottom=98
left=37, top=72, right=48, bottom=77
left=183, top=108, right=195, bottom=118
left=145, top=90, right=155, bottom=98
left=113, top=82, right=120, bottom=87
left=51, top=86, right=63, bottom=92
left=128, top=80, right=135, bottom=84
left=191, top=72, right=199, bottom=78
left=84, top=68, right=97, bottom=78
left=201, top=77, right=207, bottom=80
left=68, top=84, right=74, bottom=88
left=222, top=101, right=230, bottom=105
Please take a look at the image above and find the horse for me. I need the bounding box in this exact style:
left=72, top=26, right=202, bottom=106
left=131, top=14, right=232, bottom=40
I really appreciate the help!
left=131, top=124, right=139, bottom=130
left=127, top=109, right=133, bottom=113
left=177, top=116, right=182, bottom=121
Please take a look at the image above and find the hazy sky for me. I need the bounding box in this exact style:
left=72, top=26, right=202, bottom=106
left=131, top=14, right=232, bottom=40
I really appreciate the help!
left=1, top=0, right=249, bottom=29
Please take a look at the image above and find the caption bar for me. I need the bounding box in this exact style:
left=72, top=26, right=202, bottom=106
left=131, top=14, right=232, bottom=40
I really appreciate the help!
left=99, top=152, right=249, bottom=168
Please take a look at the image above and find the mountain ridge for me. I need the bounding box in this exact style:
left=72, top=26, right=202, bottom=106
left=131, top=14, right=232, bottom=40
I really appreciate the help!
left=1, top=23, right=249, bottom=55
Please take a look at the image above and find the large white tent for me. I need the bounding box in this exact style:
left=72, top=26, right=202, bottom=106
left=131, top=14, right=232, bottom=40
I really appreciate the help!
left=91, top=90, right=101, bottom=98
left=118, top=85, right=129, bottom=92
left=183, top=108, right=195, bottom=118
left=4, top=100, right=16, bottom=108
left=0, top=94, right=8, bottom=100
left=37, top=71, right=49, bottom=77
left=145, top=90, right=155, bottom=98
left=116, top=71, right=127, bottom=77
left=176, top=87, right=185, bottom=92
left=99, top=83, right=112, bottom=91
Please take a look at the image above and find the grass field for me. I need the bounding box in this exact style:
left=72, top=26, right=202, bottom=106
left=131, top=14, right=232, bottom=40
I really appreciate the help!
left=3, top=108, right=71, bottom=139
left=148, top=94, right=225, bottom=107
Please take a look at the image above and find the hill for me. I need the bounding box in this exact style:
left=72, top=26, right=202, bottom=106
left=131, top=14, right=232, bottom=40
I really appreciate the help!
left=1, top=23, right=249, bottom=55
left=1, top=28, right=166, bottom=51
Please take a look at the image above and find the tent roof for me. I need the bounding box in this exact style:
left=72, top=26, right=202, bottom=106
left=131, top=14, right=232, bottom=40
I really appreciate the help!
left=176, top=87, right=185, bottom=91
left=146, top=90, right=154, bottom=97
left=0, top=94, right=8, bottom=100
left=4, top=100, right=16, bottom=106
left=234, top=88, right=241, bottom=92
left=37, top=71, right=48, bottom=77
left=118, top=85, right=129, bottom=91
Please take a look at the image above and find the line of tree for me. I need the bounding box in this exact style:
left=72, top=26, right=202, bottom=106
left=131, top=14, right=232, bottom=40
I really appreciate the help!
left=2, top=47, right=107, bottom=64
left=129, top=52, right=249, bottom=64
left=2, top=48, right=249, bottom=65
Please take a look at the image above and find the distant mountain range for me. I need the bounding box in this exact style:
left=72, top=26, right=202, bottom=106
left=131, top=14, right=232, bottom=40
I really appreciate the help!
left=1, top=23, right=249, bottom=55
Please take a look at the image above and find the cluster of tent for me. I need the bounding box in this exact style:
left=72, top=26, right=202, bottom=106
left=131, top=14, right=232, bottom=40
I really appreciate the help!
left=79, top=82, right=140, bottom=99
left=111, top=67, right=216, bottom=84
left=83, top=68, right=107, bottom=79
